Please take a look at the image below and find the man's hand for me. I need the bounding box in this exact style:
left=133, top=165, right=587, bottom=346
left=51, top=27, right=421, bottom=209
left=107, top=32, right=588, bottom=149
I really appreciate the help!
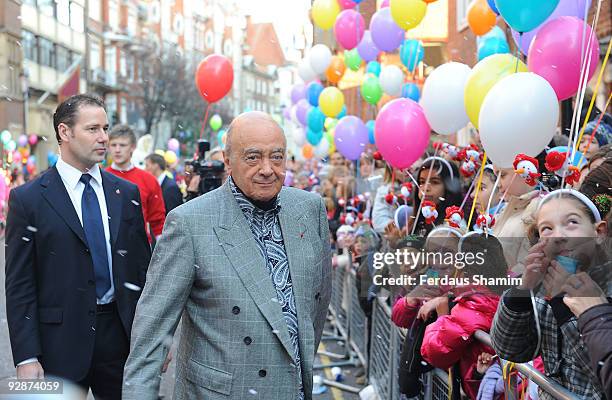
left=476, top=352, right=496, bottom=375
left=562, top=272, right=608, bottom=317
left=187, top=175, right=201, bottom=193
left=162, top=350, right=173, bottom=373
left=16, top=362, right=44, bottom=379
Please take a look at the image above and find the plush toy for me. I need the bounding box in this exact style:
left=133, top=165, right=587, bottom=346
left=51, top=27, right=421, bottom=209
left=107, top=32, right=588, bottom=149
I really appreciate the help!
left=384, top=192, right=396, bottom=205
left=400, top=182, right=413, bottom=198
left=421, top=200, right=438, bottom=225
left=545, top=150, right=581, bottom=186
left=445, top=144, right=462, bottom=161
left=464, top=144, right=483, bottom=163
left=474, top=213, right=495, bottom=234
left=373, top=151, right=383, bottom=161
left=445, top=206, right=464, bottom=229
left=513, top=154, right=541, bottom=186
left=460, top=159, right=477, bottom=178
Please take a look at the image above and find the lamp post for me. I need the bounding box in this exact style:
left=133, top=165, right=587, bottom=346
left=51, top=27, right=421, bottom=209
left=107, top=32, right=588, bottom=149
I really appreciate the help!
left=20, top=69, right=29, bottom=137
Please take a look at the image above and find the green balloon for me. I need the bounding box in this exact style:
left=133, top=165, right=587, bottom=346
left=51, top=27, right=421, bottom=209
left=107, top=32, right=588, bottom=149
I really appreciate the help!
left=1, top=130, right=11, bottom=145
left=344, top=49, right=362, bottom=72
left=209, top=114, right=222, bottom=131
left=361, top=74, right=383, bottom=105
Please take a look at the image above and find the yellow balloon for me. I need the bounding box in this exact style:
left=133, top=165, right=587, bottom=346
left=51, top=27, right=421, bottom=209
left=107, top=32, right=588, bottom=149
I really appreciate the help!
left=311, top=0, right=341, bottom=31
left=319, top=87, right=345, bottom=118
left=154, top=149, right=165, bottom=156
left=164, top=150, right=178, bottom=166
left=390, top=0, right=427, bottom=30
left=464, top=54, right=528, bottom=129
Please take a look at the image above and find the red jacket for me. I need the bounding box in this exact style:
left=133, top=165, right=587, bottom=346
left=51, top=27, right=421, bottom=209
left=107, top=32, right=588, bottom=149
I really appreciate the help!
left=421, top=291, right=501, bottom=400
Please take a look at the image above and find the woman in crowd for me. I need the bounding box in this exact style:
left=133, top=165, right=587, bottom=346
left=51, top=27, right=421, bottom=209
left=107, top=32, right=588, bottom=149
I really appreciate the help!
left=372, top=164, right=407, bottom=234
left=490, top=190, right=609, bottom=399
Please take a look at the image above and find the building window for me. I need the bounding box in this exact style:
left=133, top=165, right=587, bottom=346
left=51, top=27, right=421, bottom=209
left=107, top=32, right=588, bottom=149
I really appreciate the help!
left=262, top=81, right=267, bottom=96
left=38, top=37, right=55, bottom=68
left=456, top=0, right=470, bottom=31
left=108, top=0, right=119, bottom=30
left=127, top=6, right=137, bottom=36
left=119, top=50, right=127, bottom=77
left=90, top=38, right=101, bottom=70
left=106, top=94, right=118, bottom=124
left=256, top=79, right=261, bottom=94
left=56, top=45, right=71, bottom=71
left=38, top=0, right=55, bottom=17
left=22, top=31, right=38, bottom=63
left=105, top=46, right=116, bottom=85
left=56, top=0, right=70, bottom=25
left=70, top=2, right=84, bottom=32
left=120, top=97, right=127, bottom=123
left=88, top=0, right=101, bottom=21
left=127, top=55, right=135, bottom=82
left=22, top=0, right=36, bottom=6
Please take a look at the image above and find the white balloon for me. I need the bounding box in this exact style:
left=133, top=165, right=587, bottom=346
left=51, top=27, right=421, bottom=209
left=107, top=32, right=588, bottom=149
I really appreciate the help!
left=379, top=65, right=404, bottom=96
left=298, top=58, right=317, bottom=82
left=309, top=44, right=332, bottom=75
left=420, top=62, right=471, bottom=135
left=314, top=137, right=330, bottom=159
left=293, top=127, right=306, bottom=147
left=479, top=72, right=559, bottom=168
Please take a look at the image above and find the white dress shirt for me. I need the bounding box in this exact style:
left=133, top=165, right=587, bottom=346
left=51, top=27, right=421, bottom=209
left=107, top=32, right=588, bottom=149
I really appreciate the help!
left=56, top=157, right=115, bottom=304
left=157, top=172, right=166, bottom=186
left=18, top=158, right=115, bottom=367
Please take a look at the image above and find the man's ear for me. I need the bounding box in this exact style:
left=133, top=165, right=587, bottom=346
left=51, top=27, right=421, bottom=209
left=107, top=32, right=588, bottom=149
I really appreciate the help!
left=223, top=151, right=231, bottom=173
left=58, top=123, right=72, bottom=143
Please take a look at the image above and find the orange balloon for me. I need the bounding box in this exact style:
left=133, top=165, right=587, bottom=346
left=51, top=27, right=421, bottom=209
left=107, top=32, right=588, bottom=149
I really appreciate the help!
left=302, top=144, right=314, bottom=159
left=423, top=0, right=437, bottom=2
left=467, top=0, right=496, bottom=36
left=325, top=56, right=346, bottom=84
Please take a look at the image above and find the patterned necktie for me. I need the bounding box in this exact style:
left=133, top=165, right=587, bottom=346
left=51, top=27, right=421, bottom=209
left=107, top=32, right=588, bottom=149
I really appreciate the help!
left=80, top=174, right=111, bottom=299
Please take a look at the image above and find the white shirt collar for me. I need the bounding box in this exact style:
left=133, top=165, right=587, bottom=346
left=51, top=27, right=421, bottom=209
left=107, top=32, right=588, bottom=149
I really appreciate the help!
left=111, top=162, right=134, bottom=172
left=56, top=157, right=103, bottom=189
left=157, top=173, right=166, bottom=186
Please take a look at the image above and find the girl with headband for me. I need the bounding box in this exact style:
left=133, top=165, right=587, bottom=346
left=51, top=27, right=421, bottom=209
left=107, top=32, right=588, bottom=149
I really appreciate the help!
left=491, top=189, right=610, bottom=400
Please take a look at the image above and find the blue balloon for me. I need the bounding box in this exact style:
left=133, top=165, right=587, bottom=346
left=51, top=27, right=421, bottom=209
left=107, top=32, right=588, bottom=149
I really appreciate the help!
left=337, top=105, right=347, bottom=119
left=401, top=83, right=420, bottom=102
left=47, top=151, right=58, bottom=167
left=399, top=39, right=424, bottom=71
left=495, top=0, right=560, bottom=33
left=487, top=0, right=499, bottom=14
left=366, top=120, right=376, bottom=144
left=477, top=26, right=506, bottom=47
left=366, top=61, right=381, bottom=77
left=477, top=37, right=510, bottom=61
left=306, top=129, right=323, bottom=146
left=217, top=129, right=225, bottom=145
left=307, top=107, right=326, bottom=133
left=307, top=81, right=324, bottom=107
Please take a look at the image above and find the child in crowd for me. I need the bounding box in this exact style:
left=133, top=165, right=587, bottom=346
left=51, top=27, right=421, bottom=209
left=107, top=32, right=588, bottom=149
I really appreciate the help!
left=471, top=165, right=504, bottom=217
left=491, top=190, right=610, bottom=400
left=372, top=164, right=408, bottom=234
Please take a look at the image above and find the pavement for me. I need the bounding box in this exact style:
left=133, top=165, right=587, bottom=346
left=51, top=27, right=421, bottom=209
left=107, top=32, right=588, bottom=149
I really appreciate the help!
left=0, top=239, right=366, bottom=399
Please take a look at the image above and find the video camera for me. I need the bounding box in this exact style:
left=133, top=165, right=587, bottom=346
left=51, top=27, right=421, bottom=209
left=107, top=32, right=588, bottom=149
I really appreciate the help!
left=188, top=140, right=225, bottom=195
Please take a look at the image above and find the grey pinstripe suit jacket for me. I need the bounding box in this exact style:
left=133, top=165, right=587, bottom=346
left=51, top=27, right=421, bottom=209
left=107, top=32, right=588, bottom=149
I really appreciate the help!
left=122, top=180, right=332, bottom=400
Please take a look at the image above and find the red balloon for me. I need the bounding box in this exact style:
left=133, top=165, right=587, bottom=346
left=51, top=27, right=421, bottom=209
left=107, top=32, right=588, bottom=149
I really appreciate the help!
left=195, top=54, right=234, bottom=103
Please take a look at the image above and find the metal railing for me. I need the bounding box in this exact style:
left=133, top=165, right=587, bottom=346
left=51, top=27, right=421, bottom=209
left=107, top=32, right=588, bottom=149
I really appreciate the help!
left=319, top=258, right=581, bottom=400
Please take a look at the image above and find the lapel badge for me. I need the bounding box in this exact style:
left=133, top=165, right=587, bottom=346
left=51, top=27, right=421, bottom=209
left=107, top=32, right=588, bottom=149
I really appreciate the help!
left=115, top=189, right=120, bottom=194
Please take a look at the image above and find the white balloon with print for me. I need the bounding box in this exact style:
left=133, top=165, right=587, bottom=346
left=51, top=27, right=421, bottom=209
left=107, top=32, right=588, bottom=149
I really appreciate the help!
left=309, top=44, right=333, bottom=75
left=379, top=65, right=404, bottom=96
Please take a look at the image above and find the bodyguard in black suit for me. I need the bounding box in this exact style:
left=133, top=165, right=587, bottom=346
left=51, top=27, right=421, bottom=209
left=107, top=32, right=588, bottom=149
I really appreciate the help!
left=5, top=94, right=151, bottom=398
left=144, top=153, right=183, bottom=213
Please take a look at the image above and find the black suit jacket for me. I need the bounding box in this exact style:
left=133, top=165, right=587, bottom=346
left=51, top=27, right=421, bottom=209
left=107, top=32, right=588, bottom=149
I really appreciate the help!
left=5, top=166, right=151, bottom=381
left=160, top=175, right=183, bottom=214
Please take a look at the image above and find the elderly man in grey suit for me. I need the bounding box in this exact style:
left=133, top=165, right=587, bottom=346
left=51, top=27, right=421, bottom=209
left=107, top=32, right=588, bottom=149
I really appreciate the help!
left=123, top=111, right=332, bottom=400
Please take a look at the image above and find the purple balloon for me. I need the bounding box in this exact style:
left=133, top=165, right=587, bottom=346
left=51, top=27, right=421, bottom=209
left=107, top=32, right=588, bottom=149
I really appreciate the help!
left=357, top=30, right=380, bottom=62
left=17, top=135, right=28, bottom=147
left=511, top=0, right=591, bottom=55
left=290, top=84, right=307, bottom=105
left=370, top=8, right=405, bottom=53
left=296, top=99, right=311, bottom=126
left=334, top=116, right=369, bottom=161
left=283, top=106, right=292, bottom=119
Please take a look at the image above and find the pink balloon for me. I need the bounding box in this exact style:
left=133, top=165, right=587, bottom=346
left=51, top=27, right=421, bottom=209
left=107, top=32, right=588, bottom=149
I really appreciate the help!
left=380, top=0, right=390, bottom=7
left=528, top=16, right=599, bottom=101
left=28, top=134, right=38, bottom=146
left=334, top=9, right=365, bottom=50
left=375, top=99, right=430, bottom=169
left=337, top=0, right=357, bottom=9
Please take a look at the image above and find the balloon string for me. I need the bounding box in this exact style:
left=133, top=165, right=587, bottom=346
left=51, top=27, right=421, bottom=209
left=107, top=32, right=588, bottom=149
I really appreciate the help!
left=486, top=172, right=502, bottom=215
left=467, top=153, right=488, bottom=229
left=459, top=169, right=479, bottom=211
left=574, top=38, right=612, bottom=152
left=199, top=103, right=211, bottom=140
left=576, top=93, right=612, bottom=167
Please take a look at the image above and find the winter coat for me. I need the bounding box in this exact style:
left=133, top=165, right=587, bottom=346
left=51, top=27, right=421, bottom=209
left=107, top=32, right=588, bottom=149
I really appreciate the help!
left=372, top=184, right=395, bottom=234
left=421, top=292, right=501, bottom=400
left=577, top=302, right=612, bottom=399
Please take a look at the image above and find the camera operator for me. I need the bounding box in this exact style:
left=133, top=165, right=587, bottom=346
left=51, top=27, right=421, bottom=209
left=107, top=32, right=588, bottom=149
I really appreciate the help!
left=184, top=142, right=226, bottom=201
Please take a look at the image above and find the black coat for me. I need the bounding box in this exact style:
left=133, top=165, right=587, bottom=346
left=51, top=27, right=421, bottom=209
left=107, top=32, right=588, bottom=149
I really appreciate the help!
left=577, top=302, right=612, bottom=399
left=5, top=166, right=151, bottom=382
left=160, top=175, right=183, bottom=214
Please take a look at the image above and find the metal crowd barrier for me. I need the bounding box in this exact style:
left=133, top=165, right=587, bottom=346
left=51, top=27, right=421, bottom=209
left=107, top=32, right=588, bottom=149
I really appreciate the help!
left=321, top=257, right=580, bottom=400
